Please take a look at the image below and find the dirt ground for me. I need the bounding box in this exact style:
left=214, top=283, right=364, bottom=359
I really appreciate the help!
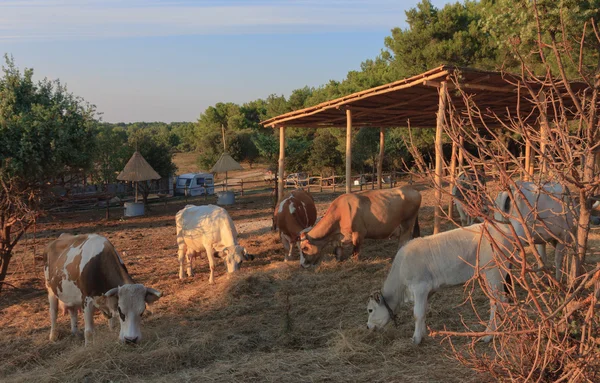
left=1, top=182, right=599, bottom=383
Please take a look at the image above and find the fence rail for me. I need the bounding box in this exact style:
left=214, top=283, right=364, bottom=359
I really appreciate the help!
left=45, top=154, right=548, bottom=214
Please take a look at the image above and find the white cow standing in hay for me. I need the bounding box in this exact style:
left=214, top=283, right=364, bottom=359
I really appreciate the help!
left=366, top=223, right=515, bottom=345
left=494, top=181, right=576, bottom=280
left=176, top=204, right=253, bottom=283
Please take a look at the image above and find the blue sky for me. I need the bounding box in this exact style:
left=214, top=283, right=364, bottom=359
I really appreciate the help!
left=0, top=0, right=450, bottom=123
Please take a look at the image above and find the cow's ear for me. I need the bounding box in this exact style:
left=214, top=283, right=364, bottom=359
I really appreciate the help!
left=502, top=192, right=512, bottom=213
left=145, top=288, right=162, bottom=304
left=95, top=294, right=118, bottom=314
left=372, top=291, right=382, bottom=303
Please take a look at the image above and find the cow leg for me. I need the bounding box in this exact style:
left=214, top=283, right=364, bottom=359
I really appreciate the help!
left=281, top=233, right=292, bottom=262
left=48, top=292, right=59, bottom=341
left=535, top=244, right=547, bottom=266
left=68, top=307, right=79, bottom=336
left=185, top=249, right=194, bottom=277
left=177, top=241, right=187, bottom=279
left=554, top=242, right=566, bottom=281
left=83, top=298, right=95, bottom=346
left=334, top=246, right=344, bottom=262
left=455, top=200, right=467, bottom=226
left=351, top=232, right=364, bottom=260
left=206, top=248, right=216, bottom=284
left=482, top=269, right=506, bottom=343
left=412, top=285, right=429, bottom=345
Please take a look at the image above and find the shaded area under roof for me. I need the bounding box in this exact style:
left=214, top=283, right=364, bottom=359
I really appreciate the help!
left=261, top=65, right=590, bottom=129
left=117, top=151, right=161, bottom=182
left=210, top=153, right=243, bottom=173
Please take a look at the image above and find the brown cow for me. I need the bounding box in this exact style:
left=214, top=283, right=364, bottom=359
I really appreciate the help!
left=299, top=186, right=421, bottom=267
left=44, top=233, right=162, bottom=345
left=273, top=189, right=318, bottom=261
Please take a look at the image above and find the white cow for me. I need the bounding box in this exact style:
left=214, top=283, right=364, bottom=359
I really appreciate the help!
left=494, top=181, right=576, bottom=280
left=452, top=170, right=486, bottom=226
left=366, top=223, right=515, bottom=345
left=176, top=204, right=252, bottom=283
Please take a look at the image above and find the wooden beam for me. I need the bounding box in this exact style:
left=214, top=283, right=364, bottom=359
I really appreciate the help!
left=434, top=82, right=448, bottom=234
left=538, top=91, right=548, bottom=176
left=378, top=127, right=385, bottom=189
left=524, top=141, right=532, bottom=181
left=263, top=70, right=450, bottom=128
left=346, top=108, right=352, bottom=194
left=278, top=126, right=286, bottom=201
left=447, top=138, right=458, bottom=219
left=423, top=80, right=516, bottom=94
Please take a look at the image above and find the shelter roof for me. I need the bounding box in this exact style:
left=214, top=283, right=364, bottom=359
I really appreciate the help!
left=117, top=151, right=161, bottom=181
left=261, top=65, right=590, bottom=129
left=210, top=153, right=243, bottom=173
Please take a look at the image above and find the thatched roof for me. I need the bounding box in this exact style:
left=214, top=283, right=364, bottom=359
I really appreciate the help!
left=210, top=153, right=243, bottom=173
left=117, top=151, right=161, bottom=181
left=261, top=65, right=590, bottom=129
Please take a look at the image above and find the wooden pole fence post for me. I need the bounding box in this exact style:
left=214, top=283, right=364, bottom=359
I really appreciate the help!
left=434, top=81, right=448, bottom=235
left=345, top=108, right=352, bottom=194
left=278, top=126, right=286, bottom=202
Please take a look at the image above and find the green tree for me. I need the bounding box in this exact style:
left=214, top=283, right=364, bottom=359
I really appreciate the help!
left=252, top=132, right=278, bottom=165
left=0, top=56, right=97, bottom=292
left=385, top=0, right=497, bottom=78
left=308, top=130, right=343, bottom=176
left=128, top=128, right=177, bottom=204
left=93, top=124, right=130, bottom=186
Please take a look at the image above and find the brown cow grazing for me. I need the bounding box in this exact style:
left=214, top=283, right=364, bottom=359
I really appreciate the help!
left=44, top=233, right=162, bottom=346
left=299, top=186, right=421, bottom=267
left=273, top=189, right=318, bottom=261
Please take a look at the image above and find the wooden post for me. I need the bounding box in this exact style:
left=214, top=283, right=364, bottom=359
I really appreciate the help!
left=538, top=91, right=548, bottom=177
left=378, top=127, right=385, bottom=189
left=345, top=108, right=352, bottom=194
left=447, top=139, right=458, bottom=219
left=278, top=126, right=286, bottom=202
left=457, top=135, right=464, bottom=168
left=434, top=82, right=448, bottom=235
left=524, top=142, right=532, bottom=181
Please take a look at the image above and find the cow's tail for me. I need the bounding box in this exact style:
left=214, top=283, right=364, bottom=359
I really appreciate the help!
left=412, top=215, right=420, bottom=238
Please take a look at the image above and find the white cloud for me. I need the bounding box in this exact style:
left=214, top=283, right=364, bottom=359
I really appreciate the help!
left=0, top=0, right=408, bottom=42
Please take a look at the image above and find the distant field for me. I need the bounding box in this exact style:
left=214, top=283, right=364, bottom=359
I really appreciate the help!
left=173, top=152, right=270, bottom=182
left=173, top=152, right=200, bottom=174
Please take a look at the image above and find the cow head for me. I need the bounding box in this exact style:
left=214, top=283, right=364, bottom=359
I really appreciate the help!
left=298, top=231, right=322, bottom=268
left=494, top=190, right=513, bottom=223
left=222, top=245, right=252, bottom=273
left=366, top=291, right=393, bottom=330
left=94, top=284, right=162, bottom=344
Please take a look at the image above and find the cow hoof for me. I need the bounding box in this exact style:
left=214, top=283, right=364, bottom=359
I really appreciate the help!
left=84, top=330, right=93, bottom=346
left=49, top=332, right=59, bottom=342
left=412, top=335, right=422, bottom=345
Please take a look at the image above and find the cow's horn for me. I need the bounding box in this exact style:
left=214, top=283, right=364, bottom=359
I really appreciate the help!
left=105, top=287, right=119, bottom=297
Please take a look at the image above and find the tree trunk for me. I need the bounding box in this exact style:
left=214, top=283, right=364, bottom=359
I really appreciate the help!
left=0, top=249, right=12, bottom=294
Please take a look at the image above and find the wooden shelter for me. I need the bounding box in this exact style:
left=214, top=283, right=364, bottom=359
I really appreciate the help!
left=117, top=151, right=161, bottom=202
left=210, top=152, right=244, bottom=191
left=261, top=65, right=589, bottom=233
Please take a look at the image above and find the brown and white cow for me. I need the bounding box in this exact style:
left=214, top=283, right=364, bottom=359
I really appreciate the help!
left=273, top=189, right=317, bottom=261
left=299, top=186, right=421, bottom=267
left=44, top=233, right=162, bottom=345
